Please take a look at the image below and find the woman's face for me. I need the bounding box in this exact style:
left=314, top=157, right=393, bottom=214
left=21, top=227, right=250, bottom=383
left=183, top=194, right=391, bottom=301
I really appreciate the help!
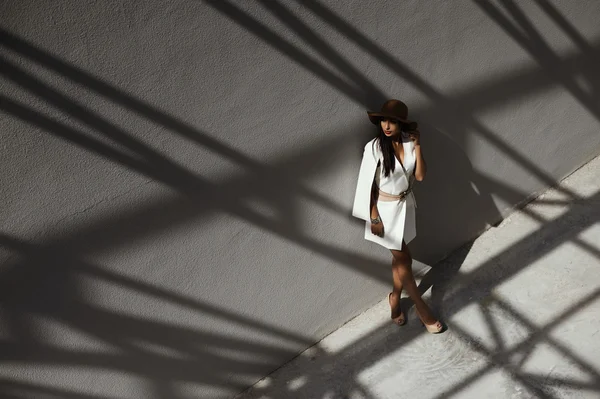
left=380, top=118, right=400, bottom=138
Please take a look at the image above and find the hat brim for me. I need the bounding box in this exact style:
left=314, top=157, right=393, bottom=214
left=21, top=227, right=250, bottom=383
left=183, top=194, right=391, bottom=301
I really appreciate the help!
left=367, top=111, right=411, bottom=125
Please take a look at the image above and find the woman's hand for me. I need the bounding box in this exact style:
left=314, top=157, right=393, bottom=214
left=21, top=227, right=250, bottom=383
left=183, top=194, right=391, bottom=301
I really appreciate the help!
left=408, top=129, right=421, bottom=146
left=371, top=219, right=384, bottom=237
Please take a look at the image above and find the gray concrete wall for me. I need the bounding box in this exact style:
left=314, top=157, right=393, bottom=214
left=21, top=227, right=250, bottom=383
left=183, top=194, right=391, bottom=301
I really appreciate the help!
left=1, top=1, right=599, bottom=397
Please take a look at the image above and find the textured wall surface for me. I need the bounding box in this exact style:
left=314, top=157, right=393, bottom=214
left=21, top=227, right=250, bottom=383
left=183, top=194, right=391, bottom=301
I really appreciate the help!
left=1, top=1, right=599, bottom=397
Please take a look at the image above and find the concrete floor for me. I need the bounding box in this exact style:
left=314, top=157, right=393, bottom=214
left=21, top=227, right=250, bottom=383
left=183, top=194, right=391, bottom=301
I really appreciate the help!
left=237, top=154, right=600, bottom=399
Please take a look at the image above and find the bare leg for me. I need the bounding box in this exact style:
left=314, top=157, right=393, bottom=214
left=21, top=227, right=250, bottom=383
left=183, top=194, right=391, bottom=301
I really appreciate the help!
left=392, top=258, right=404, bottom=295
left=391, top=242, right=441, bottom=328
left=389, top=264, right=405, bottom=325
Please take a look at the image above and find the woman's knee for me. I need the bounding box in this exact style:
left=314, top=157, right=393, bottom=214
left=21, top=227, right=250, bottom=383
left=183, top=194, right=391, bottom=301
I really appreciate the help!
left=393, top=260, right=412, bottom=282
left=391, top=250, right=412, bottom=267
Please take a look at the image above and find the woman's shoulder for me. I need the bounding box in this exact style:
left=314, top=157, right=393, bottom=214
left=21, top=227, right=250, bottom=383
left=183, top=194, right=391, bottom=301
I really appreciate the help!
left=363, top=137, right=381, bottom=155
left=362, top=137, right=376, bottom=147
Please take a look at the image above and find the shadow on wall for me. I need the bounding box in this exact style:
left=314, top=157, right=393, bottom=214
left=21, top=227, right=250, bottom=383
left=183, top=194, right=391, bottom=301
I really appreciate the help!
left=204, top=0, right=505, bottom=262
left=475, top=0, right=600, bottom=121
left=410, top=123, right=502, bottom=264
left=202, top=0, right=387, bottom=110
left=1, top=0, right=600, bottom=398
left=0, top=234, right=315, bottom=398
left=0, top=28, right=393, bottom=283
left=231, top=0, right=600, bottom=264
left=0, top=23, right=388, bottom=399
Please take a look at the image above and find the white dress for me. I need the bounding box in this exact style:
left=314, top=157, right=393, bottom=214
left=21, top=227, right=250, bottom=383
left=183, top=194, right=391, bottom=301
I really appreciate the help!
left=352, top=137, right=417, bottom=250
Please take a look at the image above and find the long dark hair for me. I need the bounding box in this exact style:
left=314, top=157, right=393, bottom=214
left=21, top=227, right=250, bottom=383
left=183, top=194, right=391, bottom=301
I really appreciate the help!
left=374, top=124, right=396, bottom=177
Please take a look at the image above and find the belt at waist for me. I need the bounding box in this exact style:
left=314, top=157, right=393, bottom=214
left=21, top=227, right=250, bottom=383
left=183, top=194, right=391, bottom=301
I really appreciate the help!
left=378, top=188, right=410, bottom=202
left=378, top=188, right=417, bottom=208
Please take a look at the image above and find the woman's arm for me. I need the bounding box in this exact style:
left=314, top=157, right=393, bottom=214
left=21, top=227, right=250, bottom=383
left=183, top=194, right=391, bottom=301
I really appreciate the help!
left=410, top=129, right=427, bottom=181
left=370, top=179, right=384, bottom=237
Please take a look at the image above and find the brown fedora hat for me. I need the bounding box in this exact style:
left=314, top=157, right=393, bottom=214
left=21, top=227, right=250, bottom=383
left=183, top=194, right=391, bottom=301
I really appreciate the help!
left=367, top=99, right=412, bottom=125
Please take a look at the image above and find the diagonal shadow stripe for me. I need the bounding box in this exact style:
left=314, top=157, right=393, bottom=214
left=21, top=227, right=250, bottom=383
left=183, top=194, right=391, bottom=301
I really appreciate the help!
left=0, top=28, right=258, bottom=171
left=433, top=42, right=600, bottom=116
left=534, top=0, right=596, bottom=52
left=0, top=378, right=119, bottom=399
left=202, top=0, right=370, bottom=105
left=0, top=232, right=311, bottom=345
left=444, top=192, right=600, bottom=311
left=0, top=99, right=391, bottom=284
left=434, top=288, right=600, bottom=398
left=0, top=23, right=358, bottom=219
left=257, top=0, right=386, bottom=105
left=476, top=0, right=600, bottom=118
left=473, top=170, right=600, bottom=259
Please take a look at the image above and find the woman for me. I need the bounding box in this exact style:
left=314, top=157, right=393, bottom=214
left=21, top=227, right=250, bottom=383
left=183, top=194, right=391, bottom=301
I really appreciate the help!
left=352, top=99, right=443, bottom=333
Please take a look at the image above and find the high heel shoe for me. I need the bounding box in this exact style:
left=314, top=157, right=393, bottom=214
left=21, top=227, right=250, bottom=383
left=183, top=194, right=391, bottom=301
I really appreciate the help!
left=388, top=292, right=406, bottom=326
left=415, top=308, right=443, bottom=334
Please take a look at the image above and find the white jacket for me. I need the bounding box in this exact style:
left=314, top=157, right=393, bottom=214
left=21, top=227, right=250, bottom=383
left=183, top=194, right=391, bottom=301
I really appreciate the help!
left=352, top=138, right=382, bottom=222
left=352, top=138, right=416, bottom=222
